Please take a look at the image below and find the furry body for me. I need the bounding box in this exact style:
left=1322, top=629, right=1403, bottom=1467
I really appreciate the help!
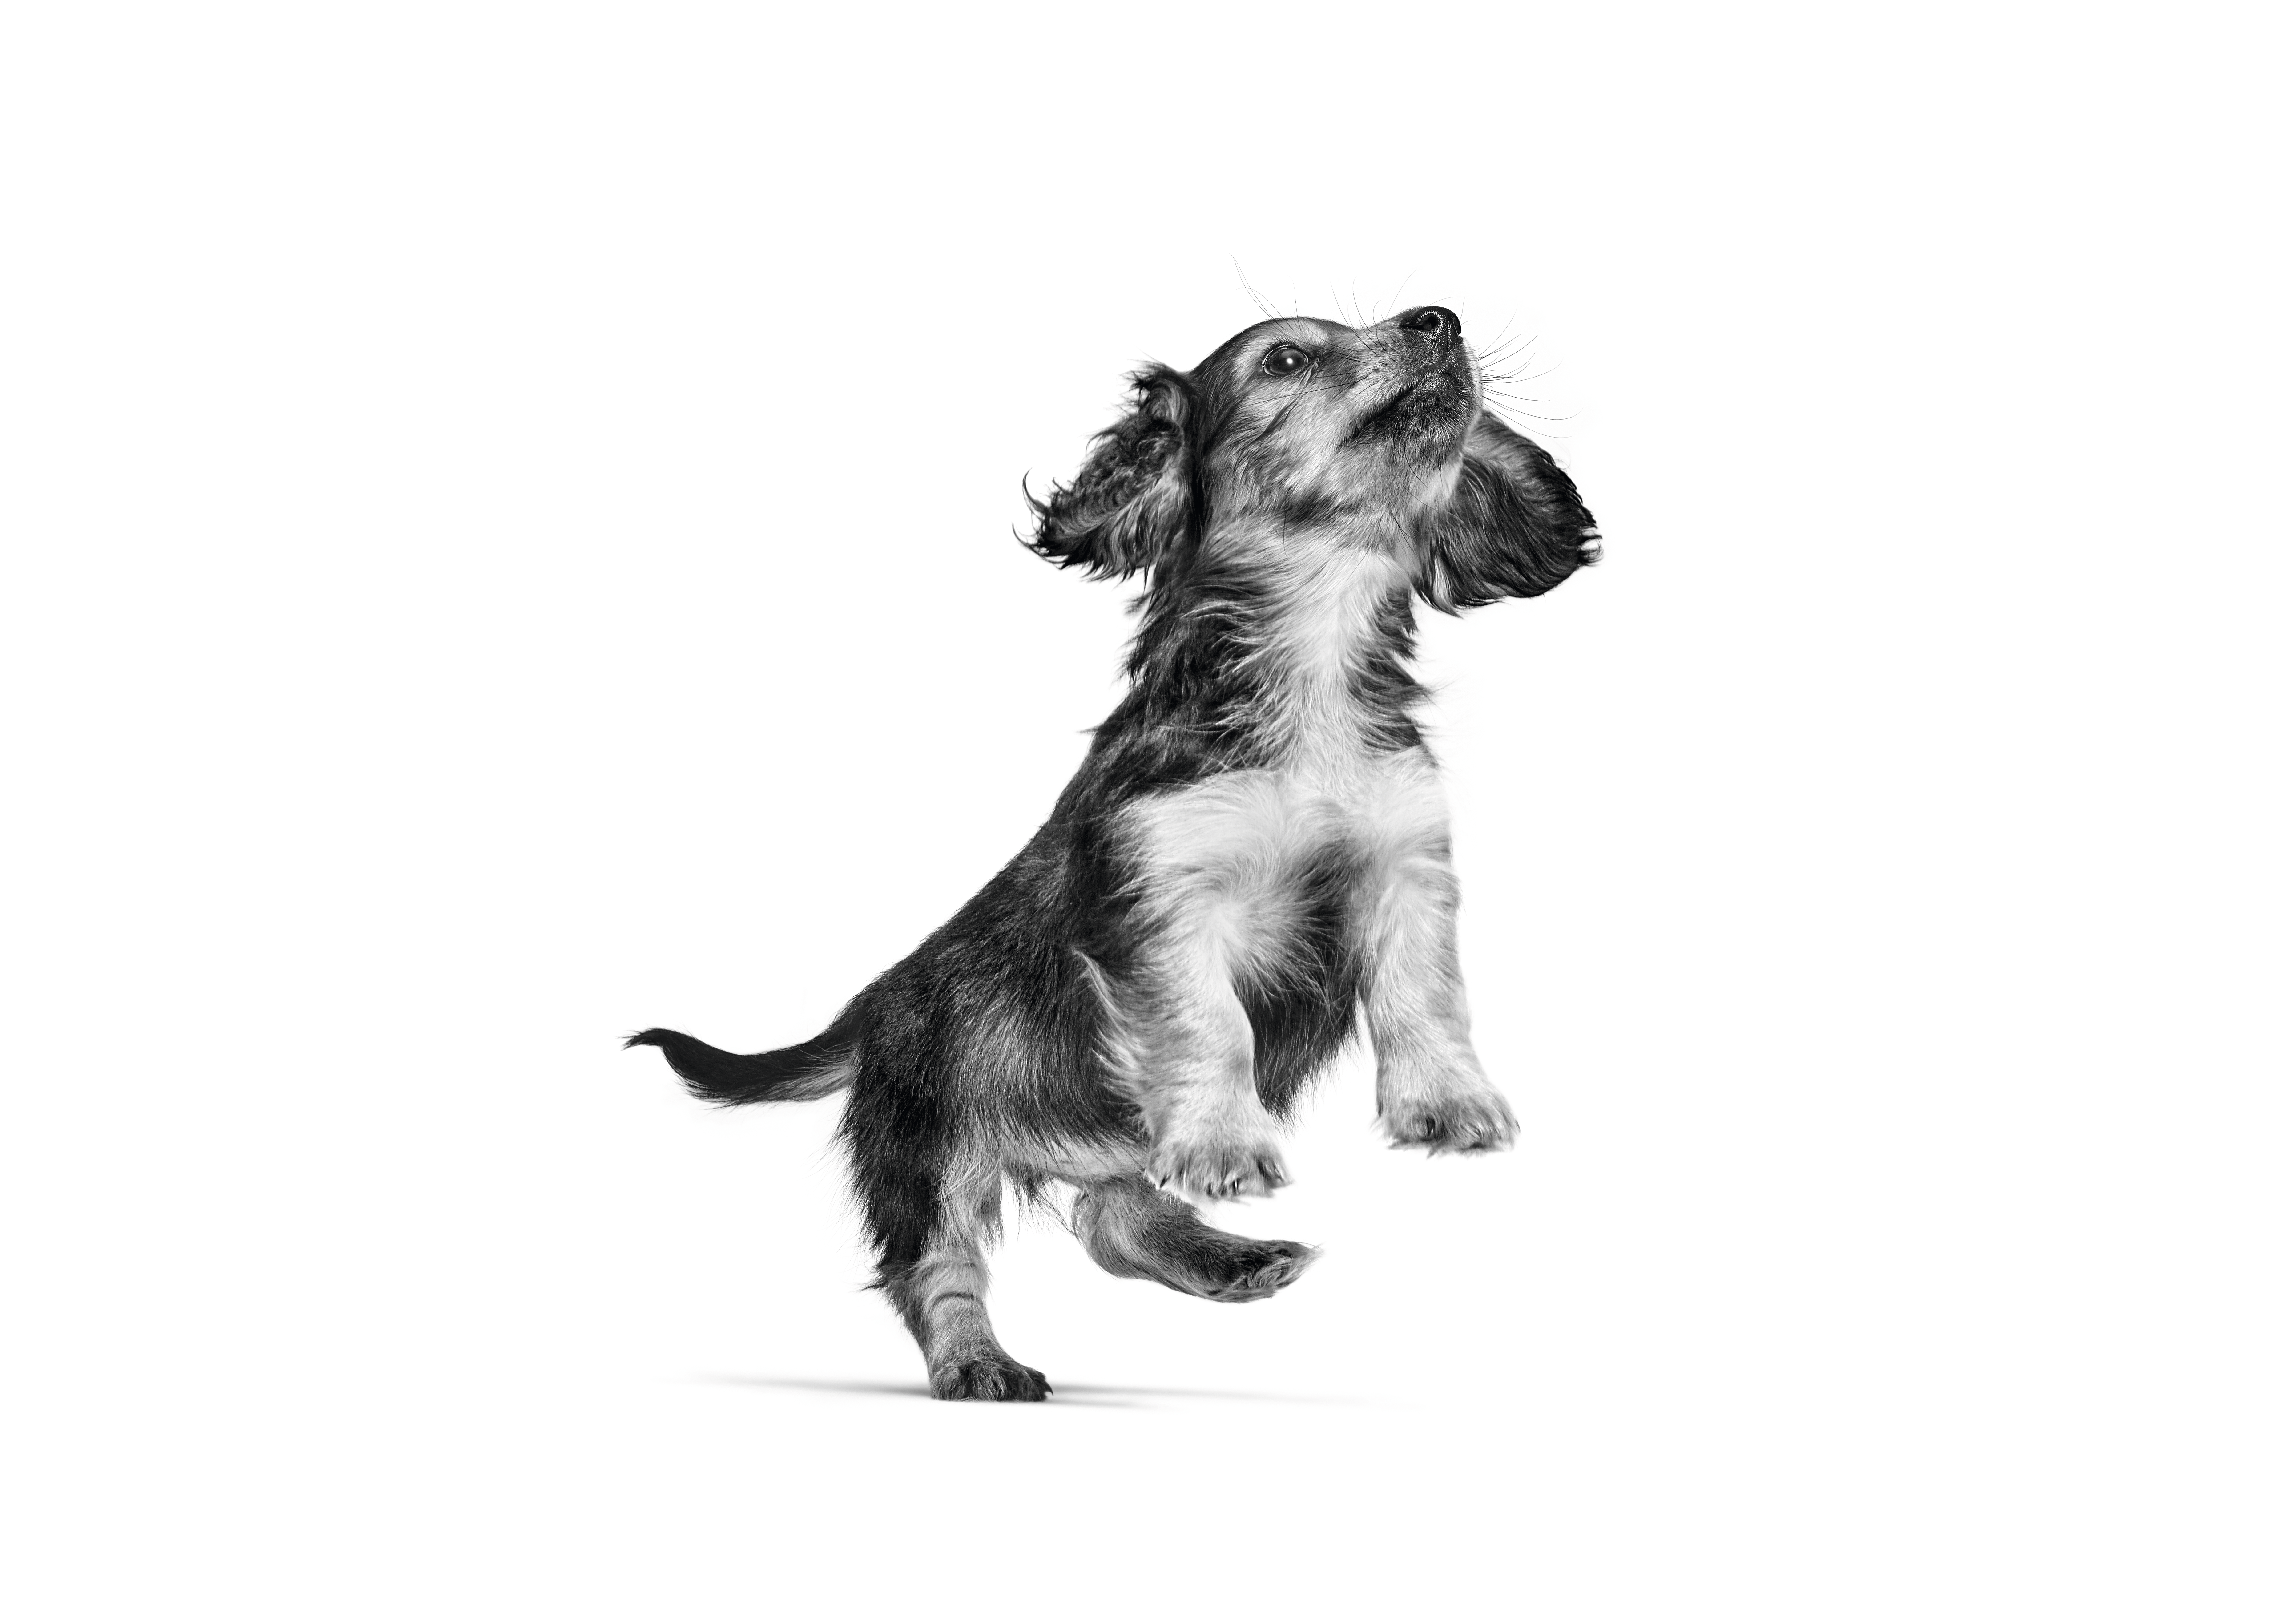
left=632, top=306, right=1598, bottom=1400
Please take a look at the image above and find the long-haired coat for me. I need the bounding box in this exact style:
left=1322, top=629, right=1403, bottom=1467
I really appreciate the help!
left=631, top=305, right=1598, bottom=1400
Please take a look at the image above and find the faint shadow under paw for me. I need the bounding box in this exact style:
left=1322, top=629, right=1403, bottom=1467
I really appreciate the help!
left=696, top=1374, right=1138, bottom=1408
left=1051, top=1382, right=1381, bottom=1406
left=696, top=1374, right=1381, bottom=1408
left=699, top=1374, right=928, bottom=1398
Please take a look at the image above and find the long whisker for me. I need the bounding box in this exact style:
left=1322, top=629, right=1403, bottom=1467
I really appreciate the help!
left=1480, top=361, right=1561, bottom=387
left=1476, top=335, right=1535, bottom=370
left=1481, top=399, right=1576, bottom=423
left=1478, top=382, right=1561, bottom=405
left=1477, top=332, right=1541, bottom=368
left=1232, top=257, right=1282, bottom=322
left=1480, top=401, right=1578, bottom=438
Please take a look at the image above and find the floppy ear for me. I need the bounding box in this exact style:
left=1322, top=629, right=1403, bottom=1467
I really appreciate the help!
left=1027, top=365, right=1195, bottom=580
left=1418, top=415, right=1601, bottom=613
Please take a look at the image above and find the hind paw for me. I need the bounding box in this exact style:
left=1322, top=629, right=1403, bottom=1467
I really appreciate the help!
left=1198, top=1239, right=1319, bottom=1304
left=930, top=1355, right=1052, bottom=1403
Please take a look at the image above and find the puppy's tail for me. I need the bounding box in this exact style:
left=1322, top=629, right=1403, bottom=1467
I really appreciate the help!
left=625, top=1015, right=861, bottom=1106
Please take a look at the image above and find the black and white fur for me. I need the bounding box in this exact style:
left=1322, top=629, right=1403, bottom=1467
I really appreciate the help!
left=630, top=306, right=1598, bottom=1400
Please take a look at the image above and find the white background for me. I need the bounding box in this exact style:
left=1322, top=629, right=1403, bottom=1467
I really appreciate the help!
left=4, top=2, right=2290, bottom=1619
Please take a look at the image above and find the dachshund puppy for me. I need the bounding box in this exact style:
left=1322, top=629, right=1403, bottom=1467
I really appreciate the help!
left=631, top=305, right=1599, bottom=1400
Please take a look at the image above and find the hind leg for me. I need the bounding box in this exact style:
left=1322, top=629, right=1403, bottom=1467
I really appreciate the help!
left=1072, top=1175, right=1317, bottom=1304
left=848, top=1070, right=1049, bottom=1401
left=879, top=1158, right=1049, bottom=1402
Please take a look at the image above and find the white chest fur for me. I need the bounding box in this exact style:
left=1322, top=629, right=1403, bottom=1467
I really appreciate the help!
left=1120, top=748, right=1452, bottom=983
left=1121, top=540, right=1452, bottom=976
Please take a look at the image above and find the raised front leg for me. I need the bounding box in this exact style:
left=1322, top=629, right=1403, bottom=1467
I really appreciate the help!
left=1357, top=772, right=1519, bottom=1154
left=1111, top=782, right=1297, bottom=1201
left=1125, top=912, right=1291, bottom=1200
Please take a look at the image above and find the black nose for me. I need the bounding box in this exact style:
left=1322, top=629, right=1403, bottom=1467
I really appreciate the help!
left=1400, top=306, right=1460, bottom=343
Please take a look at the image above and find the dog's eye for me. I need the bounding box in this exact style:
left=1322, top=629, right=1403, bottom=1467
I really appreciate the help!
left=1260, top=345, right=1310, bottom=378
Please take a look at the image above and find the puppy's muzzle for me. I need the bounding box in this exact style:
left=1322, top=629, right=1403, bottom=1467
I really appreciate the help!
left=1347, top=308, right=1474, bottom=445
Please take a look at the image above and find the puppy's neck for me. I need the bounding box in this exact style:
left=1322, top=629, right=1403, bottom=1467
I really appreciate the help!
left=1238, top=526, right=1410, bottom=676
left=1114, top=515, right=1425, bottom=779
left=1239, top=531, right=1416, bottom=770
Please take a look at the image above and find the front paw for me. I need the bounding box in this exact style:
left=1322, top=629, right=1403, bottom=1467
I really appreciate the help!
left=1149, top=1110, right=1291, bottom=1201
left=1378, top=1082, right=1519, bottom=1154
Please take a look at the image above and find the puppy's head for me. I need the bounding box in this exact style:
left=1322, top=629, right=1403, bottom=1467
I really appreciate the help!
left=1029, top=307, right=1598, bottom=611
